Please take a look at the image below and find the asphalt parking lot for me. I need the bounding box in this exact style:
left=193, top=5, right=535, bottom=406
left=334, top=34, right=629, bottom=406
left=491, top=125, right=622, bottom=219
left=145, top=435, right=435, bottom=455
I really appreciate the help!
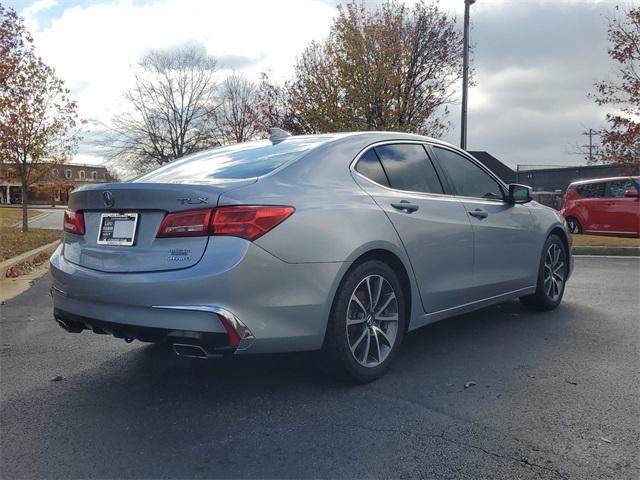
left=1, top=256, right=638, bottom=479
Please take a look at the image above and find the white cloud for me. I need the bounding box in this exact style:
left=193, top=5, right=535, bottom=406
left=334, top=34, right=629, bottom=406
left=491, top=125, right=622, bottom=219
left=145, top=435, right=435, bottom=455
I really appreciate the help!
left=24, top=0, right=336, bottom=163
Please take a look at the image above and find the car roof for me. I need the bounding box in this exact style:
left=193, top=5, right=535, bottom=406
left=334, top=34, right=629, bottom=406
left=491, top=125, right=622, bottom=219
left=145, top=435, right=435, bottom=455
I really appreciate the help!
left=279, top=131, right=452, bottom=147
left=568, top=175, right=639, bottom=186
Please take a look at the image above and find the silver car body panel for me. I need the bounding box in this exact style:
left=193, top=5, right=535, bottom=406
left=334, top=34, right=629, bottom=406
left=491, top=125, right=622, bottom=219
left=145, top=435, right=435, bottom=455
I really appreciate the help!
left=50, top=131, right=571, bottom=354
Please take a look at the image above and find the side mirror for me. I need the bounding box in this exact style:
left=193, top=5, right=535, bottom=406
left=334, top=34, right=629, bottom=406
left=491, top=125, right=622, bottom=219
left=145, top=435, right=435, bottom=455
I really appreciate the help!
left=623, top=188, right=639, bottom=198
left=508, top=184, right=532, bottom=204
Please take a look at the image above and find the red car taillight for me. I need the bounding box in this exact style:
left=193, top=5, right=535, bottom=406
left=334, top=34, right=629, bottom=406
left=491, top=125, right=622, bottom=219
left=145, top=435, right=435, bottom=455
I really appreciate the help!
left=156, top=209, right=213, bottom=238
left=63, top=209, right=85, bottom=235
left=156, top=206, right=294, bottom=241
left=212, top=206, right=294, bottom=241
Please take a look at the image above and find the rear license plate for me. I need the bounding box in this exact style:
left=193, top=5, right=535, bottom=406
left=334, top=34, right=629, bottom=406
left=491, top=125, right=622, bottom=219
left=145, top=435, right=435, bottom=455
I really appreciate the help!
left=97, top=213, right=139, bottom=246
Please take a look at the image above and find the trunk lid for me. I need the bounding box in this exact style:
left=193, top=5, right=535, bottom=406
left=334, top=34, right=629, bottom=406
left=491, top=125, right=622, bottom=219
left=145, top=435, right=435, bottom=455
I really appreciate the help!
left=63, top=180, right=254, bottom=273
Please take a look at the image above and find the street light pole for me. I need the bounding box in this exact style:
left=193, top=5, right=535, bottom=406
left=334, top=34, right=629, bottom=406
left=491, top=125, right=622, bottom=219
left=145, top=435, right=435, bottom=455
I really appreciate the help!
left=460, top=0, right=476, bottom=151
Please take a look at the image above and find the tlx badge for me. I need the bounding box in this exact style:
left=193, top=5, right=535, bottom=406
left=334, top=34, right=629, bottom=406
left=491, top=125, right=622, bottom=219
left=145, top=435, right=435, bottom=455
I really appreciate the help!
left=177, top=197, right=208, bottom=205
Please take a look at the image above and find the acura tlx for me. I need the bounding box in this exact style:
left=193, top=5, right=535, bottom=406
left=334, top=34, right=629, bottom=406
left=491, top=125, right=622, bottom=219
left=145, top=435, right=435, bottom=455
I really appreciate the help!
left=51, top=129, right=572, bottom=382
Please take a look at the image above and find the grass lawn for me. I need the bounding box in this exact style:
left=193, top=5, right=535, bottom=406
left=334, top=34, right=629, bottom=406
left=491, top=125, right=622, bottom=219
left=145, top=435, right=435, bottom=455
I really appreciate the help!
left=571, top=234, right=640, bottom=247
left=0, top=207, right=45, bottom=227
left=0, top=207, right=62, bottom=261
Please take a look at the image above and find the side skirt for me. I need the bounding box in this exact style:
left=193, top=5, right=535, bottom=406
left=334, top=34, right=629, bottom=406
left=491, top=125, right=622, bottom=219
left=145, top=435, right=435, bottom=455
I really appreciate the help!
left=408, top=285, right=536, bottom=331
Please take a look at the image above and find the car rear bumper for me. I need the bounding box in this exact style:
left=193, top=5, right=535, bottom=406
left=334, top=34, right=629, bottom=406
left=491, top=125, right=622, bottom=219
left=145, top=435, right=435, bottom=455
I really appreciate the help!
left=50, top=236, right=347, bottom=354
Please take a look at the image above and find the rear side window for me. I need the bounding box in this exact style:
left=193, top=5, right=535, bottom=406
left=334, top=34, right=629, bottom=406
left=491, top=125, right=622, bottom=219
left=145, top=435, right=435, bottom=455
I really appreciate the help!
left=135, top=138, right=327, bottom=183
left=355, top=149, right=389, bottom=187
left=433, top=147, right=504, bottom=200
left=374, top=144, right=443, bottom=194
left=575, top=183, right=605, bottom=198
left=606, top=179, right=635, bottom=198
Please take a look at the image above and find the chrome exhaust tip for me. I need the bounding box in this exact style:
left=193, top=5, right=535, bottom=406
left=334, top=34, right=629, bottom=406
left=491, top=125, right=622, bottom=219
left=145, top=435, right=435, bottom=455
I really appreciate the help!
left=55, top=317, right=84, bottom=333
left=172, top=343, right=209, bottom=359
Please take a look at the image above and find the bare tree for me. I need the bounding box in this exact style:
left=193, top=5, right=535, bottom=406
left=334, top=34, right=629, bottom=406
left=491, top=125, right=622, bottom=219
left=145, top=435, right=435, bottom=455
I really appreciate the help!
left=216, top=73, right=259, bottom=144
left=252, top=72, right=312, bottom=136
left=104, top=43, right=220, bottom=173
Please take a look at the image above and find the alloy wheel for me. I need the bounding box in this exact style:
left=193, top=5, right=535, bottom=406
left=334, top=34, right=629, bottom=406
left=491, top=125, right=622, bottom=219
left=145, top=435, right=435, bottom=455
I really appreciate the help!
left=346, top=275, right=399, bottom=368
left=543, top=243, right=565, bottom=302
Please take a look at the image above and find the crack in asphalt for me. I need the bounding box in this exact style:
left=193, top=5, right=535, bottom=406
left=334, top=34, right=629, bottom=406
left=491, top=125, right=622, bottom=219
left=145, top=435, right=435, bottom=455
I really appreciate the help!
left=325, top=422, right=568, bottom=479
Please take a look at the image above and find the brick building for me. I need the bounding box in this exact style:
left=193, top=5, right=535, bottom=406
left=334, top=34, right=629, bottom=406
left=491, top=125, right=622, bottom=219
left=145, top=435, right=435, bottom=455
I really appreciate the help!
left=0, top=163, right=110, bottom=205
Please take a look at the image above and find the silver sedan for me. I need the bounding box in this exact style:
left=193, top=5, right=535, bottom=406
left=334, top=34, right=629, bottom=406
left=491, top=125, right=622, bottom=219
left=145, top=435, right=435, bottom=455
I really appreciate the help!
left=51, top=130, right=572, bottom=382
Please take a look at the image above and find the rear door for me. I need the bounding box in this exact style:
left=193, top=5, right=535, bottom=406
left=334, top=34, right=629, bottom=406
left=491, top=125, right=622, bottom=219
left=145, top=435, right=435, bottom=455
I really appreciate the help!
left=431, top=146, right=538, bottom=299
left=352, top=143, right=475, bottom=313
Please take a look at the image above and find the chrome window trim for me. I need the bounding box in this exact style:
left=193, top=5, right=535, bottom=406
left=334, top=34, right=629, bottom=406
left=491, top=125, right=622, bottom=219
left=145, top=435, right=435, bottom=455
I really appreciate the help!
left=349, top=140, right=511, bottom=204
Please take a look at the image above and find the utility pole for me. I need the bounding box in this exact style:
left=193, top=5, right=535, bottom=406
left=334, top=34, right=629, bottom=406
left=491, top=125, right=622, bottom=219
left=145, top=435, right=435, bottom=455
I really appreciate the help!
left=460, top=0, right=476, bottom=151
left=581, top=129, right=600, bottom=163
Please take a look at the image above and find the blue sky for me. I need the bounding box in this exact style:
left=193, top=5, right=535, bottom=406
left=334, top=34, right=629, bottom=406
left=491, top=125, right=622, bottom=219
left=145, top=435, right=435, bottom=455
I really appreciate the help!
left=6, top=0, right=618, bottom=168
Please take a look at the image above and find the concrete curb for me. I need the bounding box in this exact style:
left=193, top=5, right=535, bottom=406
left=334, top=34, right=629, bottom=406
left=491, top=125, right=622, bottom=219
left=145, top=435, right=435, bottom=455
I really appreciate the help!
left=0, top=240, right=60, bottom=278
left=572, top=246, right=640, bottom=256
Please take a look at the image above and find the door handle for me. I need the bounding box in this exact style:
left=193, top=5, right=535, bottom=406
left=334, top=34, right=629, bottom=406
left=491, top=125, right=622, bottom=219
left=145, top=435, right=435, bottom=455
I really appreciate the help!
left=468, top=208, right=488, bottom=219
left=391, top=201, right=419, bottom=213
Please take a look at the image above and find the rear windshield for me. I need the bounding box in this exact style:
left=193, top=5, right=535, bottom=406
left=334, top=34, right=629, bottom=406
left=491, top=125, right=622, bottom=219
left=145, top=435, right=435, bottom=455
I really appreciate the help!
left=134, top=137, right=327, bottom=184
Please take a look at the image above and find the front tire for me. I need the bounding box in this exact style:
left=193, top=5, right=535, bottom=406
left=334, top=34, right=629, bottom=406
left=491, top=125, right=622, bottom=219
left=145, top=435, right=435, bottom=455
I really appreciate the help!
left=566, top=217, right=582, bottom=234
left=320, top=260, right=406, bottom=383
left=520, top=234, right=568, bottom=311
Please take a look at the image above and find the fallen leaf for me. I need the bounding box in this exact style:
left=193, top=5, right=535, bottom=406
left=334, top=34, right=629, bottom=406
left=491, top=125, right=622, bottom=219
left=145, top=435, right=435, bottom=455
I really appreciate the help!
left=565, top=379, right=578, bottom=385
left=464, top=381, right=476, bottom=389
left=50, top=375, right=64, bottom=382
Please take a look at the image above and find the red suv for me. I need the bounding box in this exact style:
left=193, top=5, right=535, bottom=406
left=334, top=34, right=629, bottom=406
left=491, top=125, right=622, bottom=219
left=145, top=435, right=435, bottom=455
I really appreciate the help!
left=561, top=176, right=640, bottom=237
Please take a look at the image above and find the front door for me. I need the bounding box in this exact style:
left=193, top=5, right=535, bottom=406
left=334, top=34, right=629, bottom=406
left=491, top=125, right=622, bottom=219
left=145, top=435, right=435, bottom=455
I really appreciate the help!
left=431, top=146, right=539, bottom=299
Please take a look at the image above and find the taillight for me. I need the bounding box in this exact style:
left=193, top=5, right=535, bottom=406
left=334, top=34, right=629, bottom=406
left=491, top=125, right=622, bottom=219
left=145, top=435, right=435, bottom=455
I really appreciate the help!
left=212, top=206, right=295, bottom=241
left=156, top=209, right=213, bottom=238
left=156, top=206, right=294, bottom=241
left=63, top=209, right=85, bottom=235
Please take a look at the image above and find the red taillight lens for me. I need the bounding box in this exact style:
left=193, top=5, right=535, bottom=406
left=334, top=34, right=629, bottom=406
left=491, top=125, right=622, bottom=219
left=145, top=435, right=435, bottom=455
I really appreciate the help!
left=212, top=206, right=295, bottom=241
left=63, top=209, right=85, bottom=235
left=156, top=209, right=213, bottom=238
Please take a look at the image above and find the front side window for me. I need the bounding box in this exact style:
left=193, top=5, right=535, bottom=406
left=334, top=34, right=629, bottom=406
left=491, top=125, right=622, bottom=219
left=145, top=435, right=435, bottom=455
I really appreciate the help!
left=606, top=179, right=634, bottom=198
left=373, top=144, right=443, bottom=194
left=433, top=147, right=504, bottom=200
left=355, top=149, right=389, bottom=187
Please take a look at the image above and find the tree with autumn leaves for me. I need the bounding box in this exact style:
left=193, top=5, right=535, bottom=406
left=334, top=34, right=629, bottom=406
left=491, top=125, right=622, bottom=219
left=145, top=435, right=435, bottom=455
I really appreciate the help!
left=288, top=1, right=464, bottom=137
left=0, top=4, right=79, bottom=231
left=593, top=6, right=640, bottom=173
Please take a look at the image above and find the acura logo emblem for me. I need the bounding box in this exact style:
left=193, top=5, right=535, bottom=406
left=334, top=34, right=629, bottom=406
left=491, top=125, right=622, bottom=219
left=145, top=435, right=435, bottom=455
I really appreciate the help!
left=103, top=191, right=114, bottom=207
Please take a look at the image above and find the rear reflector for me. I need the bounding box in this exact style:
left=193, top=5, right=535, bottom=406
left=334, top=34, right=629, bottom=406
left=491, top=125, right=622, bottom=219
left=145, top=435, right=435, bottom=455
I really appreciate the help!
left=212, top=206, right=295, bottom=241
left=63, top=209, right=85, bottom=235
left=156, top=209, right=213, bottom=238
left=217, top=314, right=241, bottom=348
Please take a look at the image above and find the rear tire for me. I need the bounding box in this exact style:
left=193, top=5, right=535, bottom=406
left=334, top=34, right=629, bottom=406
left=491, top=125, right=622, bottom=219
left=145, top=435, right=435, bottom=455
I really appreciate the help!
left=566, top=217, right=581, bottom=234
left=520, top=234, right=568, bottom=311
left=319, top=260, right=406, bottom=383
